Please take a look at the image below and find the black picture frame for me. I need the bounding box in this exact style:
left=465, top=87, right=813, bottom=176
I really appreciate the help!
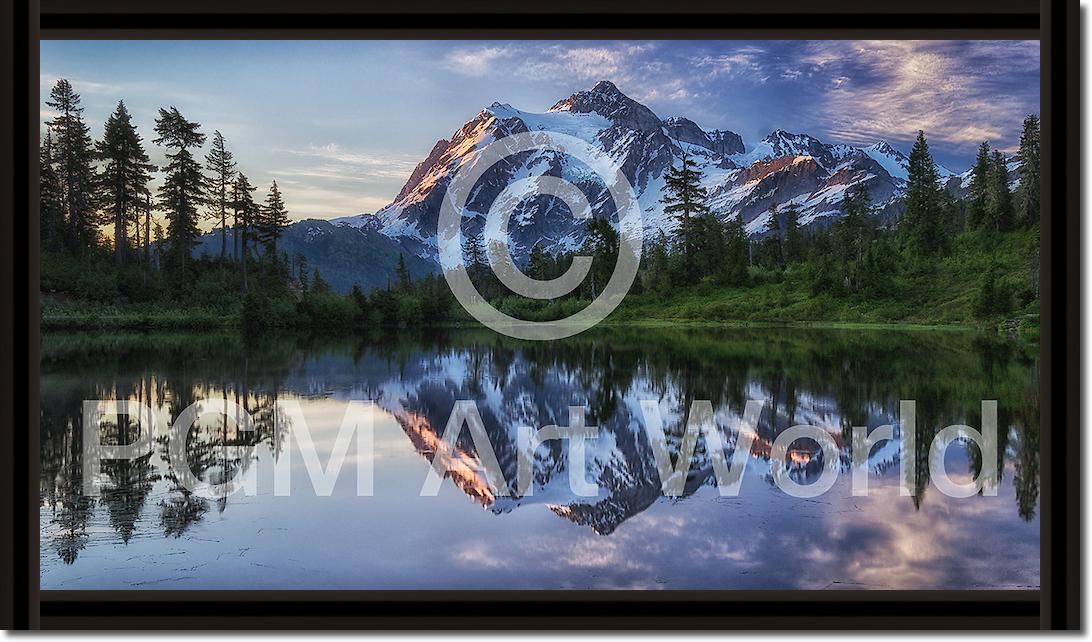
left=1, top=0, right=1079, bottom=630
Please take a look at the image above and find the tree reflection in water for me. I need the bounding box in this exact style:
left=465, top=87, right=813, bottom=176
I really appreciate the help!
left=39, top=328, right=1040, bottom=566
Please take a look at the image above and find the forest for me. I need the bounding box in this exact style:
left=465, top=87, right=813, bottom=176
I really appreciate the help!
left=39, top=78, right=1041, bottom=336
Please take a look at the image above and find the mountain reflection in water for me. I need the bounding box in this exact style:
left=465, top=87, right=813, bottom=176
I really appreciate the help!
left=39, top=327, right=1040, bottom=589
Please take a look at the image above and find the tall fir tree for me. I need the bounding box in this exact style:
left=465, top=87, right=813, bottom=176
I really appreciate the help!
left=754, top=235, right=783, bottom=271
left=835, top=183, right=873, bottom=289
left=256, top=180, right=289, bottom=255
left=463, top=229, right=487, bottom=283
left=152, top=220, right=165, bottom=269
left=662, top=148, right=710, bottom=283
left=782, top=206, right=804, bottom=264
left=641, top=231, right=671, bottom=293
left=527, top=242, right=549, bottom=280
left=901, top=130, right=945, bottom=254
left=965, top=140, right=992, bottom=230
left=39, top=130, right=66, bottom=251
left=986, top=150, right=1014, bottom=231
left=693, top=211, right=727, bottom=278
left=463, top=228, right=484, bottom=268
left=204, top=131, right=237, bottom=260
left=153, top=107, right=207, bottom=278
left=722, top=213, right=749, bottom=286
left=395, top=254, right=412, bottom=291
left=232, top=173, right=258, bottom=292
left=141, top=193, right=154, bottom=268
left=294, top=253, right=310, bottom=291
left=581, top=217, right=620, bottom=299
left=310, top=268, right=330, bottom=294
left=96, top=101, right=155, bottom=265
left=46, top=79, right=99, bottom=253
left=1014, top=114, right=1040, bottom=227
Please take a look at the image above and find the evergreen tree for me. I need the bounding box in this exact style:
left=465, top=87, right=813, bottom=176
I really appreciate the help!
left=754, top=235, right=783, bottom=271
left=901, top=130, right=945, bottom=254
left=204, top=131, right=236, bottom=260
left=310, top=268, right=330, bottom=294
left=662, top=149, right=710, bottom=283
left=39, top=130, right=66, bottom=251
left=256, top=180, right=289, bottom=255
left=641, top=231, right=672, bottom=293
left=395, top=253, right=412, bottom=291
left=1014, top=114, right=1040, bottom=227
left=294, top=253, right=309, bottom=291
left=463, top=229, right=489, bottom=297
left=464, top=230, right=486, bottom=269
left=722, top=213, right=749, bottom=286
left=46, top=79, right=99, bottom=252
left=987, top=150, right=1014, bottom=231
left=232, top=173, right=258, bottom=292
left=973, top=264, right=1011, bottom=319
left=371, top=285, right=399, bottom=326
left=141, top=193, right=153, bottom=268
left=349, top=283, right=369, bottom=323
left=96, top=101, right=155, bottom=265
left=153, top=107, right=207, bottom=278
left=152, top=220, right=165, bottom=269
left=693, top=212, right=727, bottom=278
left=965, top=141, right=992, bottom=230
left=527, top=243, right=549, bottom=280
left=938, top=187, right=962, bottom=239
left=582, top=217, right=619, bottom=298
left=859, top=234, right=898, bottom=295
left=782, top=206, right=804, bottom=264
left=835, top=184, right=873, bottom=289
left=806, top=228, right=838, bottom=295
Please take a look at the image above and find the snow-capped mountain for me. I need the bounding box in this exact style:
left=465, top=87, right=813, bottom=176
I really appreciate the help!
left=202, top=80, right=1005, bottom=293
left=347, top=80, right=973, bottom=264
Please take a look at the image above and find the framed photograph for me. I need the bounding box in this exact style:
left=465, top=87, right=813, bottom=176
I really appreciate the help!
left=1, top=0, right=1079, bottom=631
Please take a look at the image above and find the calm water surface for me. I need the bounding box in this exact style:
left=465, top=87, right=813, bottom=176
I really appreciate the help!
left=39, top=327, right=1040, bottom=589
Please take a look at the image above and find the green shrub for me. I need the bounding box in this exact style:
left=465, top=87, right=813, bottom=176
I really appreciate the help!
left=301, top=292, right=359, bottom=327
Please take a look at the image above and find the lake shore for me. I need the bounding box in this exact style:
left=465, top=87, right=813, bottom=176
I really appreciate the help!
left=39, top=301, right=1039, bottom=342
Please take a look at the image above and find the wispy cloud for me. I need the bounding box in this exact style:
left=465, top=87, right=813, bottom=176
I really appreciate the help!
left=443, top=46, right=513, bottom=77
left=269, top=180, right=392, bottom=219
left=439, top=42, right=679, bottom=102
left=269, top=144, right=421, bottom=219
left=519, top=46, right=628, bottom=82
left=275, top=143, right=419, bottom=181
left=805, top=41, right=1040, bottom=149
left=691, top=47, right=768, bottom=79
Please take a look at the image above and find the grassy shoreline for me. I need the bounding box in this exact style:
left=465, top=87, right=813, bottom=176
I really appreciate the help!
left=40, top=301, right=1038, bottom=339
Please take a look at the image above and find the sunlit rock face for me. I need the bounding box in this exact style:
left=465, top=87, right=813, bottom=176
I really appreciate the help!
left=345, top=80, right=981, bottom=266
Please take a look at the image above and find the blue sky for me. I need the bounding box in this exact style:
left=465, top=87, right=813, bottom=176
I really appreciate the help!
left=41, top=40, right=1040, bottom=223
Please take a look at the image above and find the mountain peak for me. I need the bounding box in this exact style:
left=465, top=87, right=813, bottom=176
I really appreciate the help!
left=765, top=129, right=814, bottom=143
left=662, top=116, right=745, bottom=156
left=485, top=101, right=517, bottom=119
left=548, top=80, right=661, bottom=131
left=868, top=140, right=901, bottom=155
left=590, top=79, right=621, bottom=95
left=752, top=129, right=830, bottom=163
